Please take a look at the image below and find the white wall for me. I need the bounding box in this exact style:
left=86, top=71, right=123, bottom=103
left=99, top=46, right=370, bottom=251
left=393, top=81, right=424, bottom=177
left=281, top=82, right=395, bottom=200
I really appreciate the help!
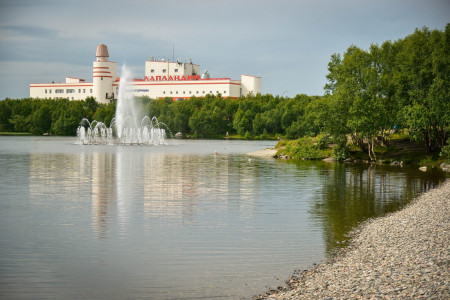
left=93, top=61, right=117, bottom=103
left=131, top=79, right=242, bottom=99
left=145, top=61, right=200, bottom=79
left=241, top=75, right=261, bottom=96
left=30, top=82, right=94, bottom=100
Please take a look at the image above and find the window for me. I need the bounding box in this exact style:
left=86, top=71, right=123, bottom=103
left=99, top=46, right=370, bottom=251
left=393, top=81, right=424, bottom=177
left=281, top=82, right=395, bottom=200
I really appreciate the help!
left=196, top=91, right=199, bottom=94
left=170, top=91, right=172, bottom=94
left=45, top=89, right=47, bottom=94
left=66, top=89, right=75, bottom=93
left=189, top=91, right=192, bottom=94
left=90, top=89, right=93, bottom=93
left=176, top=91, right=178, bottom=94
left=203, top=91, right=205, bottom=94
left=174, top=69, right=178, bottom=72
left=224, top=91, right=226, bottom=94
left=183, top=91, right=185, bottom=94
left=78, top=89, right=81, bottom=93
left=151, top=69, right=155, bottom=73
left=163, top=91, right=166, bottom=94
left=55, top=89, right=64, bottom=93
left=101, top=77, right=103, bottom=80
left=163, top=69, right=166, bottom=73
left=49, top=89, right=52, bottom=93
left=83, top=89, right=85, bottom=93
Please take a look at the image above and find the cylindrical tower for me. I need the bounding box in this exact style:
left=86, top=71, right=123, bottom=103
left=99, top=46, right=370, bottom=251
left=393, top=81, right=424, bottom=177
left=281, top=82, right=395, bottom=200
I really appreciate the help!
left=93, top=44, right=117, bottom=103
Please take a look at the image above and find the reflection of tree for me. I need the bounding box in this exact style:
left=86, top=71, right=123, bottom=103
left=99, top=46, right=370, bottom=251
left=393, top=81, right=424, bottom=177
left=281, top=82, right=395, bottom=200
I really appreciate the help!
left=311, top=163, right=444, bottom=256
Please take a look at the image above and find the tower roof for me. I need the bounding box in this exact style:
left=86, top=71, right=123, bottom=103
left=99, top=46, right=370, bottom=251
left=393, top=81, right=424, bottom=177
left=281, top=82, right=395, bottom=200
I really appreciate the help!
left=96, top=44, right=109, bottom=58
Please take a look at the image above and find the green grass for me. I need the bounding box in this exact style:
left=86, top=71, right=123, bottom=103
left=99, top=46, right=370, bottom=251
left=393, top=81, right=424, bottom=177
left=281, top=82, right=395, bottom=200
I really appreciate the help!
left=0, top=132, right=32, bottom=136
left=276, top=133, right=447, bottom=167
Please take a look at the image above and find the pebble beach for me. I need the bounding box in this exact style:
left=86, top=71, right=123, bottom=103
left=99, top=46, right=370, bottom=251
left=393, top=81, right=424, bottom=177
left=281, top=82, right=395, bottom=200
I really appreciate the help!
left=257, top=179, right=449, bottom=299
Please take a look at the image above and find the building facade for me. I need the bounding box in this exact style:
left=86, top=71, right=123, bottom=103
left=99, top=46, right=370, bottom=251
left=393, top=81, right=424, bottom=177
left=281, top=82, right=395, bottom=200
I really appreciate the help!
left=30, top=44, right=261, bottom=104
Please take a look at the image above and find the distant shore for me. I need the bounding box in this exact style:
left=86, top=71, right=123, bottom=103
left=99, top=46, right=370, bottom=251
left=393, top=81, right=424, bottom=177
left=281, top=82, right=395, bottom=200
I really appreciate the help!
left=257, top=179, right=450, bottom=299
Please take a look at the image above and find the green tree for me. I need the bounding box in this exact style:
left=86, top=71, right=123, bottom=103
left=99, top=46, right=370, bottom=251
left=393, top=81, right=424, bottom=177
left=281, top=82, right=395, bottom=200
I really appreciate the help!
left=93, top=102, right=116, bottom=126
left=396, top=26, right=449, bottom=152
left=232, top=98, right=256, bottom=136
left=9, top=114, right=31, bottom=132
left=189, top=108, right=212, bottom=137
left=172, top=100, right=194, bottom=134
left=31, top=103, right=52, bottom=135
left=0, top=100, right=13, bottom=131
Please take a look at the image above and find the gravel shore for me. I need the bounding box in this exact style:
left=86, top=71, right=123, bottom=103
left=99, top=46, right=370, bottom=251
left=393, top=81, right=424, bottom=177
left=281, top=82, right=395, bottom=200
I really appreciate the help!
left=258, top=179, right=449, bottom=299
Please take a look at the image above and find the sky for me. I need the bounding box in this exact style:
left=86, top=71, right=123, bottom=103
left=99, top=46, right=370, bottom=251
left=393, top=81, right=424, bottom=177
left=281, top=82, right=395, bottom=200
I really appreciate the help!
left=0, top=0, right=448, bottom=99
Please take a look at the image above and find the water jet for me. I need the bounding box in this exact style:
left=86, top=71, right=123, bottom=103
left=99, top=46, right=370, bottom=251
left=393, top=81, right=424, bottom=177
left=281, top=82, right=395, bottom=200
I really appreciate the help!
left=77, top=65, right=170, bottom=145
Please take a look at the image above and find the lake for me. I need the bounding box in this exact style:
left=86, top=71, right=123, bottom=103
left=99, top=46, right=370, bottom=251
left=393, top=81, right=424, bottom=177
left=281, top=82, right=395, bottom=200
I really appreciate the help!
left=0, top=137, right=446, bottom=299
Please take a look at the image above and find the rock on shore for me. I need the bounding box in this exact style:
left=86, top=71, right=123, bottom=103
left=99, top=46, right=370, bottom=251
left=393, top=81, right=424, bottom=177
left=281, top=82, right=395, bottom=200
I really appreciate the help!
left=260, top=179, right=450, bottom=299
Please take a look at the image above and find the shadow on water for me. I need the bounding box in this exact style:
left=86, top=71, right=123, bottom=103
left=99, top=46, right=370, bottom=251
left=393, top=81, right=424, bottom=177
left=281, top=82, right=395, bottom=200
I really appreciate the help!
left=301, top=161, right=447, bottom=256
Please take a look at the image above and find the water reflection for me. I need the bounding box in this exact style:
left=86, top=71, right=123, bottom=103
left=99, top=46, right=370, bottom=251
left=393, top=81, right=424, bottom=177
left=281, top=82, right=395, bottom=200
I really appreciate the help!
left=309, top=162, right=445, bottom=255
left=17, top=138, right=447, bottom=299
left=87, top=151, right=261, bottom=237
left=27, top=151, right=446, bottom=250
left=142, top=154, right=199, bottom=220
left=92, top=152, right=116, bottom=238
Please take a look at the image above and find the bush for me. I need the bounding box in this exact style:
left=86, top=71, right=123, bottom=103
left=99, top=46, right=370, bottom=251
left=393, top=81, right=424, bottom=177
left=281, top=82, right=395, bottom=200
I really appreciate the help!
left=286, top=136, right=327, bottom=160
left=333, top=145, right=349, bottom=161
left=439, top=138, right=450, bottom=162
left=316, top=133, right=331, bottom=149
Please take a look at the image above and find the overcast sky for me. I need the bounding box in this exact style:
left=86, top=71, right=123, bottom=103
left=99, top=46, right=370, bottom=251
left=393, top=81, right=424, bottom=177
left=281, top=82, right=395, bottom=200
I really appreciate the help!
left=0, top=0, right=448, bottom=99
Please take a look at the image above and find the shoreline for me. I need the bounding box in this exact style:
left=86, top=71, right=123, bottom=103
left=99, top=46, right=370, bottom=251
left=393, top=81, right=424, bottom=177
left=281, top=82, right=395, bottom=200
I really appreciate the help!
left=256, top=179, right=449, bottom=299
left=247, top=148, right=278, bottom=158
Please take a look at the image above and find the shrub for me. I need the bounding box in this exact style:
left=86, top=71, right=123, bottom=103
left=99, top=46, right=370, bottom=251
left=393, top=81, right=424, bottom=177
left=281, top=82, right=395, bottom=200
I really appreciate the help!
left=440, top=138, right=450, bottom=162
left=333, top=145, right=349, bottom=161
left=286, top=136, right=326, bottom=160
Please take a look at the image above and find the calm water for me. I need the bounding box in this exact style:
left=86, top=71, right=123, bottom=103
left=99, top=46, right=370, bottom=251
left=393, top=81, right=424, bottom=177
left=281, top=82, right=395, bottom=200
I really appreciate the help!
left=0, top=137, right=446, bottom=299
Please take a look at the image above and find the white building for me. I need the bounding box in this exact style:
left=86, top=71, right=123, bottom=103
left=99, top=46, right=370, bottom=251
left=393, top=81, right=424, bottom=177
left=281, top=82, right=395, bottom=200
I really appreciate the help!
left=30, top=44, right=261, bottom=104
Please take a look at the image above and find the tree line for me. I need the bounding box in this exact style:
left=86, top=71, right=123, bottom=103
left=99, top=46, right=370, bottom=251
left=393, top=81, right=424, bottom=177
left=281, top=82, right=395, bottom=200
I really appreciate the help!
left=0, top=25, right=448, bottom=158
left=0, top=97, right=112, bottom=135
left=0, top=93, right=322, bottom=139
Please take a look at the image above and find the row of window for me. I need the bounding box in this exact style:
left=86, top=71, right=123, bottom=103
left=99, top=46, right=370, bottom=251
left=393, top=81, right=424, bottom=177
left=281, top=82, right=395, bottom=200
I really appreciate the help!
left=43, top=97, right=76, bottom=100
left=162, top=90, right=226, bottom=95
left=150, top=69, right=179, bottom=73
left=43, top=88, right=226, bottom=96
left=45, top=89, right=93, bottom=94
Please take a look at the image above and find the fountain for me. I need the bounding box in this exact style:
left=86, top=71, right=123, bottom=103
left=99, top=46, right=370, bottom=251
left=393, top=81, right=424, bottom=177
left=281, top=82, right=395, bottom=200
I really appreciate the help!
left=77, top=65, right=170, bottom=145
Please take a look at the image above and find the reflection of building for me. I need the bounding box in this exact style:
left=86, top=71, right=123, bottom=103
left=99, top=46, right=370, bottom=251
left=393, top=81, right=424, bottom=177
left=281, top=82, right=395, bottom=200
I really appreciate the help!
left=29, top=152, right=92, bottom=202
left=143, top=154, right=199, bottom=220
left=30, top=44, right=261, bottom=103
left=28, top=148, right=261, bottom=238
left=141, top=154, right=259, bottom=220
left=91, top=152, right=116, bottom=238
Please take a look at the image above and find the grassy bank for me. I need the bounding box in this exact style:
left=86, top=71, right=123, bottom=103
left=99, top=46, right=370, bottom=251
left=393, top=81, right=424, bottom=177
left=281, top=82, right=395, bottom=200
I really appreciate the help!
left=0, top=132, right=32, bottom=136
left=276, top=134, right=449, bottom=168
